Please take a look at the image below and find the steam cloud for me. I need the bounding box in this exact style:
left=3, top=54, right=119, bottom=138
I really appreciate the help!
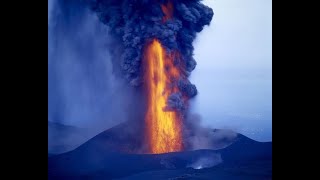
left=86, top=0, right=214, bottom=113
left=187, top=153, right=222, bottom=169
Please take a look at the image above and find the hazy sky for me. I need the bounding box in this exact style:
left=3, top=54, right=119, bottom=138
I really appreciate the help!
left=191, top=0, right=272, bottom=141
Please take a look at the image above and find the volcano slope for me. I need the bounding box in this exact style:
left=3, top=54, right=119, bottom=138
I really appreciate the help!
left=48, top=121, right=272, bottom=179
left=48, top=121, right=92, bottom=155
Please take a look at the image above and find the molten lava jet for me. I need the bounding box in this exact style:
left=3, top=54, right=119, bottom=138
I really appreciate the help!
left=144, top=39, right=183, bottom=154
left=143, top=1, right=185, bottom=154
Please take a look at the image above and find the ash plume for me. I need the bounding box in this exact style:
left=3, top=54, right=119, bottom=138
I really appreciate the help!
left=86, top=0, right=214, bottom=111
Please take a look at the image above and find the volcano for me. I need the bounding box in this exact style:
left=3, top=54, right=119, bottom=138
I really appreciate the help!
left=48, top=1, right=272, bottom=179
left=48, top=121, right=272, bottom=179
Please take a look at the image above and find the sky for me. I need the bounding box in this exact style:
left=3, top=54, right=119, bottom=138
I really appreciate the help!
left=190, top=0, right=272, bottom=141
left=48, top=0, right=272, bottom=142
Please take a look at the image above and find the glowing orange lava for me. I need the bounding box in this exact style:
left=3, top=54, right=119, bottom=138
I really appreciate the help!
left=144, top=39, right=183, bottom=154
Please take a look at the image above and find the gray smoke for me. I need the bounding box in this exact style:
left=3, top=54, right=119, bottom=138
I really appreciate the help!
left=48, top=0, right=144, bottom=153
left=187, top=153, right=222, bottom=169
left=184, top=113, right=238, bottom=150
left=86, top=0, right=214, bottom=115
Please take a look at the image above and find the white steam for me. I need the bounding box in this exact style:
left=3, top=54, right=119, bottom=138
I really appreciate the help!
left=187, top=153, right=222, bottom=169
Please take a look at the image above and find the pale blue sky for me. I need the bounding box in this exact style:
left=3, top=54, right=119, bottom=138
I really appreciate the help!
left=191, top=0, right=272, bottom=141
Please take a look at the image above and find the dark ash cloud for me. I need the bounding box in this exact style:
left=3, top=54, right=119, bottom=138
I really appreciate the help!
left=86, top=0, right=213, bottom=115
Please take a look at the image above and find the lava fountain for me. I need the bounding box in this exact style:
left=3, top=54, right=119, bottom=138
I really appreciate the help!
left=144, top=39, right=183, bottom=154
left=143, top=1, right=184, bottom=154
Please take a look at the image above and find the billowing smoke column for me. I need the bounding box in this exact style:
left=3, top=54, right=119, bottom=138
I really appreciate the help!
left=87, top=0, right=213, bottom=153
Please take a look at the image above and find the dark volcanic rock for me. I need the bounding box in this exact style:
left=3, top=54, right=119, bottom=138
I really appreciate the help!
left=48, top=122, right=272, bottom=179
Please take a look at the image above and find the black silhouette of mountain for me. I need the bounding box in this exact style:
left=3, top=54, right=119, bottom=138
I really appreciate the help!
left=48, top=121, right=272, bottom=179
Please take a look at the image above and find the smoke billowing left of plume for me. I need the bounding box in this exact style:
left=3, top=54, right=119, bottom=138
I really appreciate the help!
left=48, top=0, right=142, bottom=143
left=86, top=0, right=213, bottom=114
